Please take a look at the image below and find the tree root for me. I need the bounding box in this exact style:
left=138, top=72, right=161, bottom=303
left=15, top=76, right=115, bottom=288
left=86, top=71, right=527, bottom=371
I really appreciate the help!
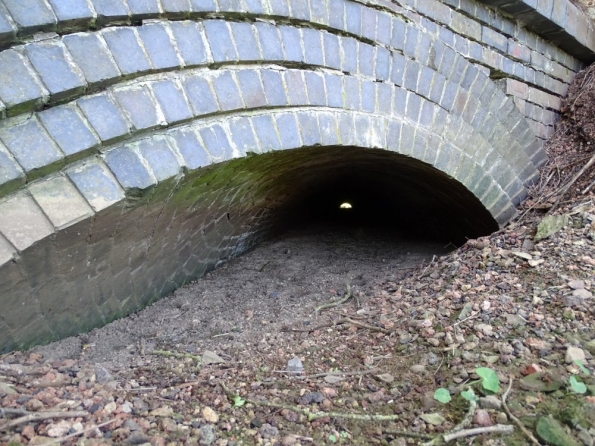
left=314, top=285, right=352, bottom=314
left=502, top=375, right=542, bottom=445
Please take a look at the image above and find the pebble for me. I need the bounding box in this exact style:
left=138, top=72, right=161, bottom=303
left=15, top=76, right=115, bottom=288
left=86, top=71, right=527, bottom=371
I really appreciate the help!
left=427, top=338, right=440, bottom=347
left=95, top=366, right=114, bottom=383
left=259, top=423, right=279, bottom=439
left=410, top=364, right=426, bottom=373
left=202, top=406, right=219, bottom=423
left=568, top=279, right=585, bottom=289
left=199, top=424, right=216, bottom=445
left=479, top=395, right=502, bottom=409
left=496, top=412, right=508, bottom=424
left=566, top=346, right=586, bottom=364
left=473, top=409, right=492, bottom=426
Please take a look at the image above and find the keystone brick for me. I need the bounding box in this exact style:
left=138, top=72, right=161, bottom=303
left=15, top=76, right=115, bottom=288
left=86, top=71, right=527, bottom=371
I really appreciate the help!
left=302, top=27, right=324, bottom=66
left=230, top=22, right=261, bottom=61
left=236, top=70, right=266, bottom=109
left=137, top=137, right=181, bottom=182
left=212, top=71, right=244, bottom=110
left=203, top=20, right=238, bottom=62
left=0, top=116, right=63, bottom=175
left=77, top=94, right=132, bottom=144
left=0, top=142, right=25, bottom=195
left=275, top=113, right=301, bottom=150
left=279, top=25, right=303, bottom=63
left=29, top=175, right=93, bottom=230
left=169, top=21, right=210, bottom=66
left=150, top=79, right=193, bottom=124
left=38, top=104, right=100, bottom=159
left=168, top=128, right=211, bottom=169
left=252, top=114, right=281, bottom=152
left=66, top=160, right=125, bottom=211
left=113, top=85, right=163, bottom=131
left=63, top=33, right=122, bottom=87
left=227, top=117, right=258, bottom=156
left=47, top=0, right=95, bottom=29
left=304, top=71, right=326, bottom=106
left=0, top=50, right=47, bottom=116
left=125, top=0, right=161, bottom=19
left=102, top=27, right=152, bottom=76
left=296, top=111, right=320, bottom=147
left=181, top=75, right=219, bottom=116
left=91, top=0, right=129, bottom=24
left=2, top=0, right=56, bottom=34
left=137, top=23, right=181, bottom=70
left=254, top=22, right=284, bottom=60
left=199, top=124, right=234, bottom=160
left=0, top=193, right=54, bottom=251
left=104, top=145, right=156, bottom=190
left=260, top=70, right=287, bottom=106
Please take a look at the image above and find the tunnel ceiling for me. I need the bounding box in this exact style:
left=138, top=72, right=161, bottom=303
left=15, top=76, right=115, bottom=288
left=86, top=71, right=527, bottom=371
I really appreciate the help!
left=0, top=0, right=593, bottom=351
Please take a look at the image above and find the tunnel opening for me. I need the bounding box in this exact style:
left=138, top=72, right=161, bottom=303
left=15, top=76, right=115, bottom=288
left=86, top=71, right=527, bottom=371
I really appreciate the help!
left=252, top=147, right=499, bottom=247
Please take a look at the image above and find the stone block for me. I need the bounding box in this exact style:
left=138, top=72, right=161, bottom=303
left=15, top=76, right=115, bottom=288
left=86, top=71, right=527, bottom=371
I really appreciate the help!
left=404, top=59, right=420, bottom=91
left=137, top=22, right=181, bottom=70
left=63, top=33, right=121, bottom=87
left=0, top=50, right=47, bottom=116
left=38, top=104, right=100, bottom=160
left=406, top=92, right=422, bottom=122
left=3, top=0, right=56, bottom=34
left=252, top=115, right=281, bottom=152
left=302, top=27, right=324, bottom=66
left=169, top=21, right=210, bottom=66
left=102, top=27, right=152, bottom=76
left=340, top=36, right=358, bottom=73
left=390, top=52, right=406, bottom=86
left=261, top=70, right=287, bottom=106
left=0, top=116, right=63, bottom=176
left=343, top=76, right=360, bottom=110
left=29, top=175, right=93, bottom=230
left=289, top=0, right=310, bottom=20
left=0, top=142, right=25, bottom=196
left=167, top=128, right=211, bottom=169
left=125, top=0, right=161, bottom=19
left=236, top=70, right=266, bottom=109
left=189, top=0, right=216, bottom=12
left=322, top=32, right=341, bottom=70
left=508, top=40, right=531, bottom=62
left=304, top=71, right=325, bottom=106
left=91, top=0, right=129, bottom=24
left=161, top=0, right=190, bottom=16
left=150, top=79, right=193, bottom=124
left=284, top=70, right=308, bottom=106
left=324, top=73, right=343, bottom=108
left=0, top=192, right=54, bottom=251
left=254, top=22, right=284, bottom=60
left=199, top=124, right=234, bottom=160
left=0, top=3, right=16, bottom=45
left=229, top=22, right=261, bottom=61
left=181, top=75, right=219, bottom=116
left=317, top=112, right=339, bottom=146
left=0, top=232, right=15, bottom=266
left=275, top=113, right=301, bottom=150
left=328, top=0, right=344, bottom=30
left=337, top=112, right=355, bottom=146
left=113, top=85, right=164, bottom=131
left=482, top=25, right=507, bottom=52
left=77, top=93, right=132, bottom=144
left=104, top=145, right=156, bottom=190
left=375, top=47, right=391, bottom=81
left=47, top=0, right=95, bottom=30
left=212, top=71, right=244, bottom=110
left=358, top=42, right=375, bottom=77
left=228, top=117, right=258, bottom=156
left=67, top=160, right=125, bottom=211
left=375, top=82, right=392, bottom=115
left=345, top=0, right=361, bottom=35
left=203, top=20, right=238, bottom=62
left=296, top=111, right=320, bottom=147
left=361, top=81, right=375, bottom=113
left=243, top=0, right=265, bottom=14
left=280, top=25, right=304, bottom=62
left=137, top=136, right=181, bottom=182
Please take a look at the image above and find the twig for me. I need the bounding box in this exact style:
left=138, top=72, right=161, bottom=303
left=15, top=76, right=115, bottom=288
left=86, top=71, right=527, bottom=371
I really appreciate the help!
left=550, top=151, right=595, bottom=212
left=293, top=368, right=379, bottom=379
left=443, top=424, right=514, bottom=442
left=41, top=418, right=117, bottom=445
left=582, top=176, right=595, bottom=194
left=314, top=285, right=352, bottom=314
left=0, top=410, right=89, bottom=431
left=434, top=353, right=445, bottom=375
left=418, top=255, right=437, bottom=280
left=212, top=332, right=235, bottom=338
left=383, top=430, right=434, bottom=441
left=421, top=400, right=477, bottom=446
left=151, top=350, right=202, bottom=364
left=502, top=375, right=542, bottom=445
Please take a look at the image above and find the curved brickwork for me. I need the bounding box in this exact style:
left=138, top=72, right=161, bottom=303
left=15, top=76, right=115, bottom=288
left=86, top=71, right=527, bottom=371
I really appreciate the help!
left=0, top=0, right=593, bottom=351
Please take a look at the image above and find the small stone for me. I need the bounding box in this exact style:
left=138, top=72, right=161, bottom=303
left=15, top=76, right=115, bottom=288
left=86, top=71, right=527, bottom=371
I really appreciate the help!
left=25, top=399, right=44, bottom=411
left=473, top=409, right=492, bottom=426
left=420, top=413, right=445, bottom=426
left=536, top=415, right=580, bottom=446
left=427, top=338, right=440, bottom=347
left=420, top=394, right=436, bottom=411
left=475, top=323, right=493, bottom=336
left=160, top=418, right=177, bottom=432
left=300, top=392, right=324, bottom=405
left=512, top=251, right=532, bottom=260
left=202, top=406, right=219, bottom=423
left=0, top=382, right=16, bottom=395
left=150, top=406, right=174, bottom=417
left=199, top=424, right=216, bottom=445
left=282, top=435, right=298, bottom=446
left=585, top=340, right=595, bottom=355
left=479, top=395, right=502, bottom=409
left=202, top=350, right=225, bottom=365
left=259, top=423, right=279, bottom=439
left=519, top=372, right=563, bottom=392
left=568, top=280, right=585, bottom=290
left=104, top=401, right=117, bottom=414
left=95, top=366, right=114, bottom=383
left=496, top=412, right=508, bottom=424
left=375, top=373, right=394, bottom=383
left=566, top=346, right=586, bottom=364
left=573, top=288, right=592, bottom=299
left=47, top=420, right=71, bottom=437
left=410, top=364, right=426, bottom=373
left=505, top=314, right=526, bottom=327
left=534, top=214, right=569, bottom=241
left=445, top=333, right=454, bottom=345
left=126, top=431, right=150, bottom=445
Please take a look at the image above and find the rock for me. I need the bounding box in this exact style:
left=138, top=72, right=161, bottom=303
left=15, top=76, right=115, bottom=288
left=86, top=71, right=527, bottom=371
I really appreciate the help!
left=300, top=392, right=324, bottom=405
left=568, top=280, right=585, bottom=290
left=420, top=394, right=436, bottom=411
left=536, top=415, right=580, bottom=446
left=259, top=423, right=279, bottom=439
left=529, top=259, right=545, bottom=267
left=573, top=289, right=592, bottom=299
left=535, top=214, right=569, bottom=241
left=95, top=366, right=114, bottom=383
left=202, top=406, right=219, bottom=423
left=0, top=381, right=16, bottom=395
left=324, top=375, right=344, bottom=383
left=496, top=412, right=508, bottom=424
left=585, top=340, right=595, bottom=355
left=282, top=435, right=299, bottom=446
left=577, top=430, right=593, bottom=446
left=375, top=373, right=394, bottom=383
left=420, top=413, right=445, bottom=426
left=123, top=419, right=141, bottom=432
left=104, top=401, right=117, bottom=414
left=25, top=399, right=44, bottom=411
left=160, top=418, right=178, bottom=432
left=479, top=395, right=502, bottom=409
left=475, top=323, right=493, bottom=336
left=512, top=251, right=532, bottom=260
left=150, top=406, right=173, bottom=417
left=519, top=372, right=563, bottom=392
left=566, top=346, right=586, bottom=364
left=126, top=431, right=150, bottom=445
left=202, top=351, right=225, bottom=365
left=410, top=364, right=426, bottom=373
left=505, top=314, right=526, bottom=327
left=287, top=356, right=303, bottom=373
left=427, top=338, right=440, bottom=347
left=473, top=409, right=492, bottom=426
left=445, top=333, right=454, bottom=345
left=47, top=420, right=71, bottom=437
left=199, top=424, right=216, bottom=445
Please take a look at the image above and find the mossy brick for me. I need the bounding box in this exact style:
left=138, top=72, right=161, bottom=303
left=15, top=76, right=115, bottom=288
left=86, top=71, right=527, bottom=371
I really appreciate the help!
left=0, top=142, right=25, bottom=196
left=280, top=25, right=304, bottom=62
left=361, top=81, right=375, bottom=113
left=0, top=233, right=15, bottom=267
left=236, top=70, right=266, bottom=109
left=169, top=21, right=210, bottom=66
left=29, top=175, right=93, bottom=230
left=91, top=0, right=129, bottom=24
left=0, top=192, right=54, bottom=251
left=104, top=145, right=156, bottom=190
left=275, top=113, right=301, bottom=150
left=199, top=124, right=234, bottom=160
left=358, top=43, right=374, bottom=77
left=230, top=22, right=261, bottom=61
left=47, top=0, right=95, bottom=30
left=204, top=20, right=238, bottom=62
left=0, top=50, right=48, bottom=116
left=125, top=0, right=162, bottom=19
left=137, top=22, right=181, bottom=70
left=0, top=116, right=64, bottom=175
left=38, top=104, right=100, bottom=159
left=296, top=111, right=320, bottom=147
left=324, top=73, right=343, bottom=108
left=161, top=0, right=190, bottom=16
left=137, top=137, right=181, bottom=182
left=167, top=128, right=210, bottom=169
left=318, top=112, right=339, bottom=146
left=228, top=117, right=258, bottom=156
left=304, top=71, right=326, bottom=106
left=3, top=0, right=57, bottom=34
left=66, top=160, right=125, bottom=211
left=302, top=28, right=324, bottom=66
left=102, top=28, right=152, bottom=76
left=261, top=70, right=287, bottom=106
left=25, top=40, right=86, bottom=102
left=63, top=33, right=121, bottom=87
left=284, top=70, right=308, bottom=106
left=252, top=115, right=282, bottom=152
left=340, top=36, right=358, bottom=73
left=77, top=94, right=132, bottom=144
left=113, top=85, right=163, bottom=131
left=182, top=75, right=219, bottom=116
left=212, top=71, right=244, bottom=110
left=254, top=22, right=283, bottom=60
left=0, top=3, right=16, bottom=45
left=150, top=79, right=193, bottom=124
left=375, top=47, right=391, bottom=81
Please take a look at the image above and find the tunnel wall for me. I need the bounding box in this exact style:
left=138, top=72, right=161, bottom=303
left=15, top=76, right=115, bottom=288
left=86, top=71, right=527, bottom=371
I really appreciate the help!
left=0, top=0, right=593, bottom=351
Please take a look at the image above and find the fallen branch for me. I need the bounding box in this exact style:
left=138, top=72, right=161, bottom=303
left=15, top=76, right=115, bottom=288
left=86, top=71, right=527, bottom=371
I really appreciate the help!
left=443, top=424, right=514, bottom=443
left=0, top=410, right=89, bottom=431
left=314, top=285, right=352, bottom=314
left=42, top=418, right=117, bottom=445
left=421, top=400, right=477, bottom=446
left=550, top=151, right=595, bottom=212
left=502, top=375, right=542, bottom=446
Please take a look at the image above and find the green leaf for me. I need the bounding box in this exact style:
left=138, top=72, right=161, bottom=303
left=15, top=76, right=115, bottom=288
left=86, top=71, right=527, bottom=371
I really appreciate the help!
left=574, top=359, right=591, bottom=376
left=569, top=376, right=587, bottom=394
left=461, top=388, right=479, bottom=401
left=433, top=388, right=452, bottom=404
left=233, top=395, right=246, bottom=407
left=328, top=434, right=337, bottom=443
left=476, top=367, right=500, bottom=393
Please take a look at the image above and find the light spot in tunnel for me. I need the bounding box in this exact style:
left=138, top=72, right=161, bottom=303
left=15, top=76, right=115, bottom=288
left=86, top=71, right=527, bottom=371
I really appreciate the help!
left=340, top=202, right=352, bottom=209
